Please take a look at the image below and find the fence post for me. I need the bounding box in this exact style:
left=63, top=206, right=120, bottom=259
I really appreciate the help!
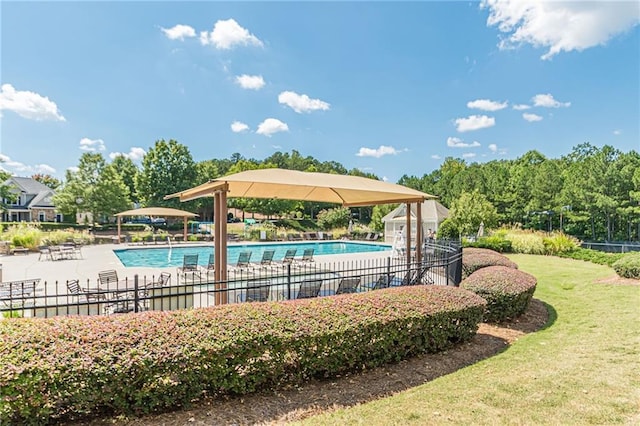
left=287, top=264, right=292, bottom=300
left=386, top=256, right=392, bottom=285
left=134, top=274, right=139, bottom=313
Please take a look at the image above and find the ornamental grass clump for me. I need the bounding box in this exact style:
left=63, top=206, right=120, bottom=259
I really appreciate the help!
left=461, top=265, right=537, bottom=323
left=0, top=286, right=486, bottom=424
left=462, top=247, right=518, bottom=279
left=612, top=253, right=640, bottom=279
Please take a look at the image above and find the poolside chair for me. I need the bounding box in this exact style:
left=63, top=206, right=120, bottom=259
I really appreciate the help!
left=254, top=249, right=275, bottom=268
left=37, top=245, right=52, bottom=261
left=335, top=276, right=361, bottom=295
left=231, top=251, right=252, bottom=271
left=296, top=279, right=323, bottom=299
left=278, top=248, right=297, bottom=266
left=66, top=279, right=105, bottom=303
left=98, top=270, right=120, bottom=287
left=138, top=272, right=172, bottom=311
left=177, top=254, right=200, bottom=278
left=294, top=248, right=315, bottom=266
left=237, top=280, right=271, bottom=303
left=199, top=254, right=215, bottom=276
left=1, top=279, right=40, bottom=309
left=371, top=273, right=396, bottom=290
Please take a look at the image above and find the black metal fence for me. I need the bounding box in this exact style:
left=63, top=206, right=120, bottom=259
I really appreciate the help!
left=0, top=241, right=462, bottom=319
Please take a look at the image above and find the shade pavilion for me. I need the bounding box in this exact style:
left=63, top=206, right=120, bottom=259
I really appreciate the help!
left=165, top=168, right=436, bottom=303
left=114, top=207, right=198, bottom=243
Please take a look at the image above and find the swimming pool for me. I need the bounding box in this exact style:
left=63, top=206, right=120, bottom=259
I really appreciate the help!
left=114, top=241, right=392, bottom=268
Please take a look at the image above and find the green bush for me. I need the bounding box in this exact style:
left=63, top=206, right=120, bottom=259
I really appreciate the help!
left=464, top=235, right=512, bottom=253
left=612, top=253, right=640, bottom=279
left=436, top=218, right=458, bottom=239
left=316, top=207, right=350, bottom=230
left=542, top=233, right=580, bottom=254
left=557, top=248, right=625, bottom=267
left=505, top=231, right=546, bottom=254
left=462, top=265, right=537, bottom=323
left=462, top=247, right=518, bottom=279
left=0, top=286, right=485, bottom=424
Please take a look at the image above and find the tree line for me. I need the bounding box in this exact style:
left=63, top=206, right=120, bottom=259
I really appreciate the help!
left=2, top=140, right=637, bottom=242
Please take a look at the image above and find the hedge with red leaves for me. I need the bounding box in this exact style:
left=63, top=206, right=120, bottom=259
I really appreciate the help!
left=0, top=286, right=485, bottom=424
left=462, top=247, right=518, bottom=279
left=461, top=265, right=537, bottom=322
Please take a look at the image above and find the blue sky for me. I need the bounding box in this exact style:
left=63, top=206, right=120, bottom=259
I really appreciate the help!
left=1, top=1, right=639, bottom=183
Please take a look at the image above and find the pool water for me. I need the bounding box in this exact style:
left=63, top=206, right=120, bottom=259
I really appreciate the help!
left=114, top=241, right=391, bottom=268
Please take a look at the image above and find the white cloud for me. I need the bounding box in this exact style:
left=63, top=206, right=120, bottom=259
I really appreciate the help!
left=467, top=99, right=508, bottom=111
left=513, top=104, right=531, bottom=110
left=161, top=24, right=196, bottom=40
left=231, top=121, right=249, bottom=133
left=482, top=0, right=640, bottom=60
left=382, top=176, right=389, bottom=182
left=523, top=112, right=543, bottom=122
left=272, top=145, right=282, bottom=149
left=79, top=137, right=106, bottom=152
left=488, top=143, right=498, bottom=152
left=235, top=75, right=265, bottom=90
left=109, top=147, right=146, bottom=162
left=613, top=129, right=622, bottom=136
left=256, top=118, right=289, bottom=137
left=356, top=145, right=403, bottom=158
left=454, top=115, right=496, bottom=132
left=0, top=84, right=65, bottom=121
left=447, top=137, right=481, bottom=148
left=67, top=166, right=79, bottom=173
left=278, top=91, right=330, bottom=114
left=462, top=153, right=477, bottom=159
left=532, top=93, right=570, bottom=108
left=431, top=154, right=442, bottom=160
left=200, top=19, right=263, bottom=49
left=0, top=154, right=56, bottom=174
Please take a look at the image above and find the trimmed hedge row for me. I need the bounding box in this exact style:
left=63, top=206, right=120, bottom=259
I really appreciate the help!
left=0, top=286, right=486, bottom=424
left=612, top=253, right=640, bottom=279
left=461, top=265, right=537, bottom=323
left=557, top=247, right=625, bottom=267
left=462, top=247, right=519, bottom=279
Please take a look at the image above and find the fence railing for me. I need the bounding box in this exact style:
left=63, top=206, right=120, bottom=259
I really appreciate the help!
left=0, top=241, right=462, bottom=319
left=581, top=241, right=640, bottom=253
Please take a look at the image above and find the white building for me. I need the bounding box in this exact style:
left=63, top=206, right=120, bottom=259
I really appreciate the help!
left=381, top=200, right=449, bottom=244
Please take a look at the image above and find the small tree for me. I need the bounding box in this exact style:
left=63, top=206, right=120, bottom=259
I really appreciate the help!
left=316, top=207, right=351, bottom=230
left=449, top=190, right=498, bottom=237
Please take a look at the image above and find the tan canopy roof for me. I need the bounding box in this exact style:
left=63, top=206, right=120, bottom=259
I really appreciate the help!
left=115, top=207, right=198, bottom=218
left=166, top=168, right=435, bottom=206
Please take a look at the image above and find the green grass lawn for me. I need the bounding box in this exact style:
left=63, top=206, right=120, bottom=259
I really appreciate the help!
left=298, top=254, right=640, bottom=425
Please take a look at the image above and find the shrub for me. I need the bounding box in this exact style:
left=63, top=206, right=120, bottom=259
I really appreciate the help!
left=0, top=286, right=486, bottom=424
left=316, top=207, right=350, bottom=230
left=542, top=233, right=580, bottom=254
left=612, top=253, right=640, bottom=279
left=461, top=265, right=537, bottom=323
left=504, top=230, right=546, bottom=254
left=462, top=247, right=518, bottom=279
left=557, top=248, right=625, bottom=267
left=464, top=235, right=512, bottom=253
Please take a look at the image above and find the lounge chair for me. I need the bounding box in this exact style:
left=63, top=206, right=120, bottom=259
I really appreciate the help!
left=278, top=248, right=297, bottom=266
left=199, top=254, right=215, bottom=276
left=177, top=254, right=200, bottom=278
left=294, top=248, right=315, bottom=265
left=237, top=280, right=271, bottom=303
left=0, top=279, right=40, bottom=309
left=37, top=245, right=52, bottom=261
left=335, top=276, right=361, bottom=294
left=138, top=272, right=172, bottom=311
left=296, top=279, right=323, bottom=299
left=254, top=249, right=275, bottom=268
left=231, top=251, right=252, bottom=271
left=371, top=273, right=396, bottom=290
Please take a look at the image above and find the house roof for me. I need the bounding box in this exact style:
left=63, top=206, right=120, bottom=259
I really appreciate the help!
left=381, top=199, right=449, bottom=223
left=6, top=176, right=53, bottom=195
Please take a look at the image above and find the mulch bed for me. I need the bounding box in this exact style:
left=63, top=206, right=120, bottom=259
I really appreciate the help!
left=81, top=298, right=549, bottom=426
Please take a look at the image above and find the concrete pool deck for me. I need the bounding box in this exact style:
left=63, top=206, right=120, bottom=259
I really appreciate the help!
left=0, top=241, right=395, bottom=286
